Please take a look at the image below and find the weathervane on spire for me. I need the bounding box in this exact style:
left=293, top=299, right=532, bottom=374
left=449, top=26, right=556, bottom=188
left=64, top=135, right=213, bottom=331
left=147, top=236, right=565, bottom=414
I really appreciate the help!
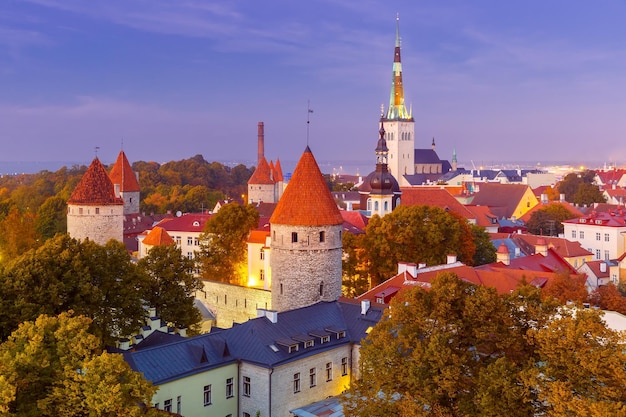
left=307, top=100, right=314, bottom=146
left=94, top=146, right=100, bottom=158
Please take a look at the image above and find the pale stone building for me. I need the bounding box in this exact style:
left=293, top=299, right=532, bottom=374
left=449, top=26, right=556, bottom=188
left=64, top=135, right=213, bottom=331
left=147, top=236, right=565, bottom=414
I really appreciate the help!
left=67, top=157, right=124, bottom=245
left=109, top=150, right=141, bottom=214
left=269, top=146, right=344, bottom=312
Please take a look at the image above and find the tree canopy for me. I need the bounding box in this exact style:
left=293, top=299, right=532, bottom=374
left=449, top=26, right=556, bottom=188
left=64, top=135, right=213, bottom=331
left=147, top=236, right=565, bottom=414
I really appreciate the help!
left=557, top=171, right=605, bottom=206
left=0, top=312, right=159, bottom=416
left=526, top=204, right=579, bottom=236
left=197, top=202, right=259, bottom=284
left=343, top=273, right=626, bottom=416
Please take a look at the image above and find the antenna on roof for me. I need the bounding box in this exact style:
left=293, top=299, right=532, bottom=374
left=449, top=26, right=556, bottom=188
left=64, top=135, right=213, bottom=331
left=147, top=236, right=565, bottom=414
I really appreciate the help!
left=307, top=99, right=314, bottom=146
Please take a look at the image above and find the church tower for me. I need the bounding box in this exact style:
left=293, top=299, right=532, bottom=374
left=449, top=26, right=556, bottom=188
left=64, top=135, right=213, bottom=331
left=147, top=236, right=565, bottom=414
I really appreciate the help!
left=359, top=120, right=401, bottom=217
left=67, top=157, right=124, bottom=245
left=382, top=16, right=415, bottom=186
left=109, top=150, right=140, bottom=214
left=269, top=146, right=344, bottom=312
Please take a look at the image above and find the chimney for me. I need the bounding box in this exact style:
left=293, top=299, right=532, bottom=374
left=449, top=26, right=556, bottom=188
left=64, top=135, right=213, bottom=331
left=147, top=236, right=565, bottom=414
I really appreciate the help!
left=560, top=193, right=565, bottom=203
left=535, top=237, right=548, bottom=256
left=118, top=338, right=130, bottom=350
left=257, top=122, right=265, bottom=165
left=418, top=263, right=427, bottom=269
left=361, top=300, right=371, bottom=315
left=447, top=254, right=457, bottom=264
left=496, top=243, right=510, bottom=266
left=600, top=262, right=607, bottom=273
left=541, top=193, right=548, bottom=204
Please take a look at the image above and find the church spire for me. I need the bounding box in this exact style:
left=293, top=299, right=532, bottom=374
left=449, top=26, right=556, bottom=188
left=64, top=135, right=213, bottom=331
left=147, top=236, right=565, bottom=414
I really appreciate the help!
left=386, top=15, right=412, bottom=121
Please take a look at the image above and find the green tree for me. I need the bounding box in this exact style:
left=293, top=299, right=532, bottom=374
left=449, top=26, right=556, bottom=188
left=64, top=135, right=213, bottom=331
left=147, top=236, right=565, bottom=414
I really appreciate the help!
left=35, top=195, right=67, bottom=240
left=198, top=202, right=259, bottom=284
left=138, top=244, right=204, bottom=333
left=361, top=205, right=477, bottom=286
left=0, top=312, right=158, bottom=416
left=0, top=206, right=41, bottom=263
left=471, top=224, right=496, bottom=266
left=341, top=232, right=370, bottom=297
left=526, top=204, right=579, bottom=236
left=572, top=182, right=606, bottom=206
left=343, top=273, right=626, bottom=417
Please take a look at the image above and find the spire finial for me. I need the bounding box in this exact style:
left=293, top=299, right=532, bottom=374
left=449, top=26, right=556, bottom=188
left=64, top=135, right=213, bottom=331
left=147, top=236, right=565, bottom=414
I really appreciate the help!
left=94, top=146, right=100, bottom=158
left=306, top=100, right=314, bottom=146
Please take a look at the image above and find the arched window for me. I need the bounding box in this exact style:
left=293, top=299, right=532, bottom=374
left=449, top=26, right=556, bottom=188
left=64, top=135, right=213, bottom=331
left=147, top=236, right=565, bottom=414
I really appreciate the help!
left=367, top=199, right=372, bottom=212
left=384, top=201, right=389, bottom=212
left=374, top=201, right=379, bottom=212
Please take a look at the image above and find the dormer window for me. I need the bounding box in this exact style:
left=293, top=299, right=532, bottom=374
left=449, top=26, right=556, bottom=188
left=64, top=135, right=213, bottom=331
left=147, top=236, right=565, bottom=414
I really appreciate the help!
left=304, top=340, right=314, bottom=348
left=321, top=335, right=330, bottom=344
left=193, top=221, right=200, bottom=227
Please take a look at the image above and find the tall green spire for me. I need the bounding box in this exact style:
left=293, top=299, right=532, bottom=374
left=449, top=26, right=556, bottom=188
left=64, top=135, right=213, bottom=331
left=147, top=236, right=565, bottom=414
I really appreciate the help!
left=386, top=15, right=412, bottom=121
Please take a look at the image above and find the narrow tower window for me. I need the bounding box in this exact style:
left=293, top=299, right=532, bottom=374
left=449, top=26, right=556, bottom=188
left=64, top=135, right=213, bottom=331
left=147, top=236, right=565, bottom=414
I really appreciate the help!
left=319, top=282, right=324, bottom=297
left=291, top=232, right=298, bottom=243
left=319, top=231, right=325, bottom=243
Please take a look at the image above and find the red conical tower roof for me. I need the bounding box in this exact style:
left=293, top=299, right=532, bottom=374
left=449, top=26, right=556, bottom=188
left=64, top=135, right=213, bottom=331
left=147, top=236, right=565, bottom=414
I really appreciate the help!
left=274, top=158, right=284, bottom=182
left=270, top=146, right=343, bottom=226
left=68, top=158, right=123, bottom=205
left=109, top=150, right=140, bottom=192
left=248, top=156, right=275, bottom=185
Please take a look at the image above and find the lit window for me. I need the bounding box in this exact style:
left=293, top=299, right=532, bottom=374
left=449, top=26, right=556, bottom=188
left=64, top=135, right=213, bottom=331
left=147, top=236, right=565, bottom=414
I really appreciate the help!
left=260, top=269, right=265, bottom=281
left=226, top=378, right=234, bottom=398
left=342, top=357, right=348, bottom=376
left=293, top=372, right=301, bottom=393
left=326, top=362, right=333, bottom=381
left=203, top=385, right=211, bottom=406
left=310, top=367, right=317, bottom=387
left=243, top=376, right=251, bottom=397
left=164, top=399, right=172, bottom=412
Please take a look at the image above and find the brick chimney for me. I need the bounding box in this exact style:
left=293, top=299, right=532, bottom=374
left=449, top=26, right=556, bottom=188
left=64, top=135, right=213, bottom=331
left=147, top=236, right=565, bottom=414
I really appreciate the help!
left=257, top=122, right=265, bottom=166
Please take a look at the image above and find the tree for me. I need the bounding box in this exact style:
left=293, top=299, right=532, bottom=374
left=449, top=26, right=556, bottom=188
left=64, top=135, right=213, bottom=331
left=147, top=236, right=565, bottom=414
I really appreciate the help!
left=589, top=284, right=626, bottom=315
left=0, top=206, right=41, bottom=263
left=572, top=182, right=606, bottom=206
left=471, top=224, right=496, bottom=266
left=0, top=312, right=158, bottom=416
left=526, top=204, right=579, bottom=236
left=0, top=235, right=147, bottom=345
left=557, top=170, right=604, bottom=205
left=343, top=273, right=626, bottom=417
left=360, top=205, right=478, bottom=286
left=341, top=232, right=370, bottom=297
left=138, top=244, right=204, bottom=333
left=542, top=271, right=588, bottom=305
left=197, top=202, right=259, bottom=284
left=35, top=195, right=67, bottom=240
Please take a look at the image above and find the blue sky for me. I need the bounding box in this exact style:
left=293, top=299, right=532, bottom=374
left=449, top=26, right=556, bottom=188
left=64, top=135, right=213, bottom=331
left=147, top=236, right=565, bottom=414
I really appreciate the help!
left=2, top=1, right=626, bottom=173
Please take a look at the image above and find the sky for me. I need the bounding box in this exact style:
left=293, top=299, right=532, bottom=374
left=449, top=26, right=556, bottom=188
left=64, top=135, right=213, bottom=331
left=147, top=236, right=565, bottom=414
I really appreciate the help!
left=2, top=1, right=626, bottom=174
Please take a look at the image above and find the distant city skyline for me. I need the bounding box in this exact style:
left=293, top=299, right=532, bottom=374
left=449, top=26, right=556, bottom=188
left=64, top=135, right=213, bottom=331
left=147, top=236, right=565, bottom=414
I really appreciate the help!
left=2, top=1, right=626, bottom=168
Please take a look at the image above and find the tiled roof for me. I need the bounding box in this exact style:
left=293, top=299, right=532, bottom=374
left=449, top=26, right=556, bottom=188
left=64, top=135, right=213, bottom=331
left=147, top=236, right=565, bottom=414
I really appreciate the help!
left=68, top=157, right=124, bottom=206
left=581, top=260, right=610, bottom=278
left=519, top=201, right=584, bottom=223
left=340, top=211, right=369, bottom=230
left=470, top=183, right=532, bottom=219
left=478, top=248, right=576, bottom=274
left=511, top=233, right=591, bottom=258
left=400, top=187, right=475, bottom=220
left=270, top=147, right=343, bottom=226
left=595, top=169, right=626, bottom=185
left=153, top=213, right=211, bottom=232
left=465, top=205, right=498, bottom=228
left=142, top=226, right=175, bottom=246
left=248, top=156, right=275, bottom=185
left=562, top=210, right=626, bottom=227
left=274, top=159, right=284, bottom=182
left=248, top=230, right=269, bottom=244
left=109, top=151, right=140, bottom=192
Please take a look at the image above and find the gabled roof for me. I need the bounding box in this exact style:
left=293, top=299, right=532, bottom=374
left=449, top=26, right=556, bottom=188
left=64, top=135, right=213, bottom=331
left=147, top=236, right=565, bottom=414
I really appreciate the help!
left=478, top=247, right=576, bottom=274
left=340, top=211, right=369, bottom=231
left=142, top=226, right=175, bottom=246
left=579, top=260, right=610, bottom=278
left=511, top=233, right=592, bottom=258
left=68, top=157, right=124, bottom=206
left=595, top=169, right=626, bottom=185
left=248, top=156, right=275, bottom=185
left=400, top=187, right=475, bottom=220
left=109, top=150, right=140, bottom=192
left=465, top=205, right=498, bottom=228
left=470, top=183, right=533, bottom=219
left=270, top=147, right=343, bottom=226
left=153, top=213, right=211, bottom=232
left=248, top=230, right=270, bottom=244
left=562, top=210, right=626, bottom=228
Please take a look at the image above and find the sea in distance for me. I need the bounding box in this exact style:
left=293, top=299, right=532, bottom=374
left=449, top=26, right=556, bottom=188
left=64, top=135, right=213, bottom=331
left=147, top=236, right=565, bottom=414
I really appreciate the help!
left=0, top=159, right=613, bottom=178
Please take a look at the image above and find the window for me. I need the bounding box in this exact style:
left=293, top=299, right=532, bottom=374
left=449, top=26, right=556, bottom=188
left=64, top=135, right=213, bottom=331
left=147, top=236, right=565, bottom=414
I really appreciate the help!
left=572, top=230, right=576, bottom=239
left=321, top=335, right=330, bottom=344
left=79, top=207, right=83, bottom=215
left=194, top=237, right=199, bottom=246
left=244, top=413, right=251, bottom=417
left=260, top=269, right=265, bottom=281
left=596, top=232, right=601, bottom=241
left=175, top=236, right=181, bottom=245
left=374, top=201, right=379, bottom=211
left=293, top=372, right=301, bottom=393
left=310, top=367, right=317, bottom=387
left=341, top=357, right=348, bottom=376
left=326, top=362, right=333, bottom=381
left=203, top=385, right=212, bottom=406
left=164, top=399, right=172, bottom=412
left=605, top=250, right=610, bottom=261
left=260, top=248, right=265, bottom=260
left=292, top=232, right=298, bottom=243
left=226, top=377, right=234, bottom=398
left=580, top=231, right=585, bottom=239
left=596, top=249, right=601, bottom=260
left=243, top=376, right=251, bottom=397
left=95, top=207, right=99, bottom=214
left=188, top=237, right=193, bottom=245
left=280, top=283, right=283, bottom=295
left=319, top=231, right=325, bottom=243
left=319, top=282, right=324, bottom=297
left=605, top=233, right=610, bottom=242
left=304, top=340, right=314, bottom=348
left=176, top=396, right=181, bottom=414
left=187, top=251, right=193, bottom=259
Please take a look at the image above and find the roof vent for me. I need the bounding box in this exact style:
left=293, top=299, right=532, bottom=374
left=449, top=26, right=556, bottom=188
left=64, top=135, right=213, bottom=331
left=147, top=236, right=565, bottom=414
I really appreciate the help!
left=361, top=300, right=371, bottom=315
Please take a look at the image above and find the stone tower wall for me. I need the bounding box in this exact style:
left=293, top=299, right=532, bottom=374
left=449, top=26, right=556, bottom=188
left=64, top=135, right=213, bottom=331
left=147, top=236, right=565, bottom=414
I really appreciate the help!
left=120, top=190, right=140, bottom=214
left=67, top=204, right=124, bottom=245
left=270, top=223, right=342, bottom=312
left=248, top=183, right=276, bottom=204
left=385, top=119, right=415, bottom=186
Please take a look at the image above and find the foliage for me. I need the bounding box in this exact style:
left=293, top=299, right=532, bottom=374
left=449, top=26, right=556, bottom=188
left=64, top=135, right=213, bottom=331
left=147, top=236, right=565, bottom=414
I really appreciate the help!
left=526, top=204, right=579, bottom=236
left=557, top=170, right=604, bottom=206
left=359, top=205, right=479, bottom=286
left=138, top=244, right=204, bottom=333
left=470, top=224, right=496, bottom=266
left=0, top=235, right=147, bottom=345
left=35, top=195, right=67, bottom=239
left=0, top=312, right=158, bottom=416
left=343, top=273, right=626, bottom=417
left=542, top=271, right=588, bottom=305
left=198, top=202, right=259, bottom=284
left=572, top=182, right=606, bottom=206
left=589, top=284, right=626, bottom=315
left=341, top=232, right=370, bottom=297
left=0, top=207, right=41, bottom=263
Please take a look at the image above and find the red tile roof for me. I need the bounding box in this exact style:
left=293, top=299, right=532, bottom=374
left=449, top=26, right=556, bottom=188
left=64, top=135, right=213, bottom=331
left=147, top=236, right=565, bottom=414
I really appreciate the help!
left=400, top=187, right=475, bottom=220
left=340, top=211, right=369, bottom=230
left=109, top=150, right=140, bottom=192
left=68, top=158, right=124, bottom=206
left=270, top=147, right=343, bottom=226
left=274, top=159, right=284, bottom=182
left=248, top=230, right=270, bottom=244
left=248, top=156, right=275, bottom=185
left=465, top=205, right=498, bottom=228
left=142, top=226, right=175, bottom=246
left=153, top=213, right=212, bottom=232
